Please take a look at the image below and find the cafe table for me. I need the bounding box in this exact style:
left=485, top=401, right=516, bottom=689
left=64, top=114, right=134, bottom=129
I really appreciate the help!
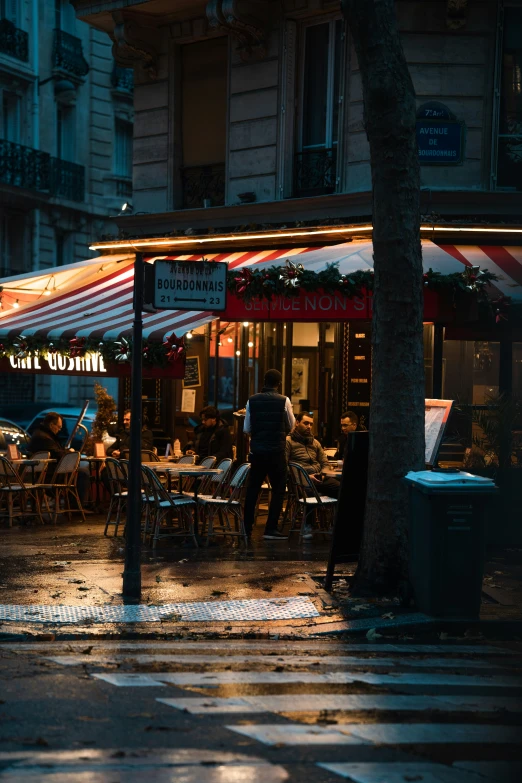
left=322, top=462, right=343, bottom=479
left=142, top=463, right=222, bottom=537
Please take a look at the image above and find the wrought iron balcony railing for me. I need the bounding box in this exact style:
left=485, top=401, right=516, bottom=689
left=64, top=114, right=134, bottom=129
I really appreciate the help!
left=293, top=147, right=337, bottom=198
left=53, top=28, right=89, bottom=78
left=111, top=65, right=133, bottom=93
left=181, top=163, right=225, bottom=209
left=0, top=139, right=85, bottom=202
left=0, top=17, right=29, bottom=61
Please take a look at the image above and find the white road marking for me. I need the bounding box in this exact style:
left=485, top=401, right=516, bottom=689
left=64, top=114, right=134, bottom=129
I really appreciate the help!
left=44, top=654, right=502, bottom=668
left=318, top=761, right=522, bottom=782
left=157, top=694, right=522, bottom=715
left=227, top=723, right=522, bottom=746
left=91, top=670, right=521, bottom=687
left=92, top=673, right=168, bottom=687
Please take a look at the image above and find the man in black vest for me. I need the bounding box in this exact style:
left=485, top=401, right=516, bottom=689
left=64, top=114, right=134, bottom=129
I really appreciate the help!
left=243, top=369, right=295, bottom=540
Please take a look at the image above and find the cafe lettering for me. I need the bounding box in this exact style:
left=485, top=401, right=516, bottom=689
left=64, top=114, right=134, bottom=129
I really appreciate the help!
left=9, top=352, right=107, bottom=374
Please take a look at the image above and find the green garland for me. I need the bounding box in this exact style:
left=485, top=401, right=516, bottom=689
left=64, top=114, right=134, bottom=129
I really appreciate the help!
left=227, top=260, right=499, bottom=303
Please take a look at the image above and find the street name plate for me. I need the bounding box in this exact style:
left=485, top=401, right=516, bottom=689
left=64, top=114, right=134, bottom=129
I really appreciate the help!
left=154, top=259, right=227, bottom=311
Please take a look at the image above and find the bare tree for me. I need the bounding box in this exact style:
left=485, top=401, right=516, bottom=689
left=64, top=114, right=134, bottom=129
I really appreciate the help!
left=341, top=0, right=425, bottom=593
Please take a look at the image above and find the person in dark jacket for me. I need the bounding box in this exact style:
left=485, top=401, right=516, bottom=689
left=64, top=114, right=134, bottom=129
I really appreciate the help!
left=187, top=406, right=232, bottom=462
left=243, top=369, right=295, bottom=540
left=106, top=409, right=154, bottom=457
left=28, top=412, right=89, bottom=503
left=334, top=410, right=360, bottom=460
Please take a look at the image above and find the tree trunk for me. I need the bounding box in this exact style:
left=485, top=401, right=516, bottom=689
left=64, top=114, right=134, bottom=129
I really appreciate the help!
left=342, top=0, right=425, bottom=593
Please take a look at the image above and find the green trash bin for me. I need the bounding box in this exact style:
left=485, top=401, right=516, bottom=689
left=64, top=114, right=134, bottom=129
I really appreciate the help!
left=403, top=470, right=498, bottom=620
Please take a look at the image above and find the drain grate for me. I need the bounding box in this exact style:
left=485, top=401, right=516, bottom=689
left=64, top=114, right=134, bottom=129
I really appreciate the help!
left=0, top=596, right=319, bottom=624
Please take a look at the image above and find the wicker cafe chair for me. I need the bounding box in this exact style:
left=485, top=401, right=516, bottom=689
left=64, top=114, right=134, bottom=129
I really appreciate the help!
left=288, top=461, right=337, bottom=538
left=18, top=452, right=51, bottom=485
left=103, top=457, right=128, bottom=537
left=0, top=456, right=44, bottom=527
left=179, top=455, right=217, bottom=495
left=121, top=449, right=160, bottom=462
left=197, top=462, right=250, bottom=545
left=141, top=465, right=197, bottom=549
left=193, top=458, right=233, bottom=500
left=38, top=452, right=86, bottom=523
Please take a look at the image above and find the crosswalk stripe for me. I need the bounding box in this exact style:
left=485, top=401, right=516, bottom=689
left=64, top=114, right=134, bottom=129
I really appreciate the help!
left=2, top=641, right=515, bottom=654
left=156, top=694, right=522, bottom=714
left=227, top=722, right=522, bottom=746
left=317, top=761, right=522, bottom=782
left=43, top=653, right=503, bottom=668
left=91, top=670, right=522, bottom=687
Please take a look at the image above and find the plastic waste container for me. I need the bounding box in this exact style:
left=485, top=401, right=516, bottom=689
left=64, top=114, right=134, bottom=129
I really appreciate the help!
left=403, top=470, right=498, bottom=620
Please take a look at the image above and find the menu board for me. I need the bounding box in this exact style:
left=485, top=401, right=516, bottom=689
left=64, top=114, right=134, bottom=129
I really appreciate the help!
left=183, top=356, right=200, bottom=388
left=425, top=399, right=453, bottom=466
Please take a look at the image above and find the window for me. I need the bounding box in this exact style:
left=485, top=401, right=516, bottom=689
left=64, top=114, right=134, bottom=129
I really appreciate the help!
left=2, top=91, right=21, bottom=143
left=56, top=105, right=75, bottom=161
left=114, top=118, right=133, bottom=178
left=295, top=19, right=343, bottom=197
left=54, top=0, right=75, bottom=32
left=0, top=209, right=26, bottom=276
left=55, top=231, right=71, bottom=267
left=496, top=6, right=522, bottom=189
left=0, top=0, right=19, bottom=24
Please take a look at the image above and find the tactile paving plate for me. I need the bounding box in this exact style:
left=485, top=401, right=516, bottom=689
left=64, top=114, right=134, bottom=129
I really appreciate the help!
left=0, top=596, right=319, bottom=624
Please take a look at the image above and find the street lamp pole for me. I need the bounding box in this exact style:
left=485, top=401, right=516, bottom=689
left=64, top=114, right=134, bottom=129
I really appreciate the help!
left=123, top=251, right=143, bottom=599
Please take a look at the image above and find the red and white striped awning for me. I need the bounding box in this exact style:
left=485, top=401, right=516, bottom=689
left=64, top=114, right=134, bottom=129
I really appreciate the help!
left=0, top=242, right=520, bottom=342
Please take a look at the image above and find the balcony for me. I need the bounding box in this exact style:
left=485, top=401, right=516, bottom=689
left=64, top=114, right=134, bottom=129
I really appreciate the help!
left=53, top=29, right=89, bottom=79
left=181, top=163, right=225, bottom=209
left=0, top=17, right=29, bottom=62
left=0, top=139, right=85, bottom=202
left=293, top=147, right=337, bottom=198
left=111, top=65, right=133, bottom=93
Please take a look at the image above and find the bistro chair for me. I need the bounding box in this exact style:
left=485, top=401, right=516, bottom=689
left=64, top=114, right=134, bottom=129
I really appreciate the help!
left=103, top=457, right=128, bottom=537
left=179, top=455, right=217, bottom=494
left=121, top=449, right=160, bottom=462
left=20, top=452, right=51, bottom=485
left=197, top=462, right=250, bottom=545
left=38, top=452, right=86, bottom=524
left=0, top=456, right=44, bottom=527
left=182, top=457, right=232, bottom=500
left=288, top=461, right=337, bottom=539
left=141, top=465, right=197, bottom=549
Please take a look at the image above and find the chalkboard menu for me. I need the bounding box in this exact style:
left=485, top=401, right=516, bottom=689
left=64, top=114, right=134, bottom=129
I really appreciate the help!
left=183, top=356, right=201, bottom=388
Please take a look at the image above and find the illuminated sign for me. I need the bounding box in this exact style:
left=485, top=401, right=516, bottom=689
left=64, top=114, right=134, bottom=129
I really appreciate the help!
left=9, top=352, right=107, bottom=374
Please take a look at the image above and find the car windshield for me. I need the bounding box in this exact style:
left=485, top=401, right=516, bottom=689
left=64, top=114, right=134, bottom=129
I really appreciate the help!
left=0, top=421, right=30, bottom=451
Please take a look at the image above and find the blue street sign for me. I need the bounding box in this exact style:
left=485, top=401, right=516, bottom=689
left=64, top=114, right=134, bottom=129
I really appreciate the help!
left=416, top=120, right=464, bottom=164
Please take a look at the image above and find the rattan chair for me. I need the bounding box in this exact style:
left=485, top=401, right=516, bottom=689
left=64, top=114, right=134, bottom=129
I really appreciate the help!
left=0, top=456, right=44, bottom=526
left=21, top=452, right=51, bottom=484
left=38, top=452, right=86, bottom=523
left=141, top=465, right=197, bottom=548
left=197, top=462, right=250, bottom=544
left=103, top=457, right=128, bottom=536
left=288, top=461, right=337, bottom=539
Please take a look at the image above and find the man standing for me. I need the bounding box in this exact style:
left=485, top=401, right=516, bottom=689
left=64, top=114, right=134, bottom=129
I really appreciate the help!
left=189, top=406, right=232, bottom=462
left=106, top=409, right=154, bottom=458
left=243, top=369, right=295, bottom=540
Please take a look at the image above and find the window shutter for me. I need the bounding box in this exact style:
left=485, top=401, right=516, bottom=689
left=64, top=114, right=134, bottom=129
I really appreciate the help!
left=277, top=19, right=297, bottom=200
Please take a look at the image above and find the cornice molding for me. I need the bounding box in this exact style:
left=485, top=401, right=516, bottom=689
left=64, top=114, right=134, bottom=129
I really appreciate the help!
left=206, top=0, right=281, bottom=61
left=111, top=11, right=159, bottom=79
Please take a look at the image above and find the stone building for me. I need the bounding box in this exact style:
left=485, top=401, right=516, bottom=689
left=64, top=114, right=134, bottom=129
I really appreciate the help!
left=0, top=0, right=133, bottom=406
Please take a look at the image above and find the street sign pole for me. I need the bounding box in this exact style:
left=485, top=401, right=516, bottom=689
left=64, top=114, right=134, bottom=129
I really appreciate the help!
left=123, top=251, right=143, bottom=600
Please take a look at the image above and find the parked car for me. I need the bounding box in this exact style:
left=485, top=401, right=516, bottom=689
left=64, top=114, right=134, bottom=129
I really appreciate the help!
left=0, top=418, right=31, bottom=457
left=26, top=408, right=98, bottom=453
left=0, top=402, right=82, bottom=431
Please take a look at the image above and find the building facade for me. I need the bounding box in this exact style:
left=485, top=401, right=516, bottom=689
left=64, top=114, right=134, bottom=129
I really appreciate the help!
left=0, top=0, right=134, bottom=406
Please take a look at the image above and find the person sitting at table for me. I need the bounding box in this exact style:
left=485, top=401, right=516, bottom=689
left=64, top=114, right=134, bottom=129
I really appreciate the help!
left=334, top=410, right=359, bottom=460
left=286, top=413, right=340, bottom=499
left=28, top=412, right=90, bottom=507
left=106, top=409, right=154, bottom=458
left=185, top=406, right=232, bottom=463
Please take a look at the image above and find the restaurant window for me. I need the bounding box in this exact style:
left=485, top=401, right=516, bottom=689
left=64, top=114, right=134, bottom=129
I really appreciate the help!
left=295, top=19, right=343, bottom=197
left=2, top=91, right=21, bottom=143
left=114, top=118, right=133, bottom=178
left=496, top=5, right=522, bottom=189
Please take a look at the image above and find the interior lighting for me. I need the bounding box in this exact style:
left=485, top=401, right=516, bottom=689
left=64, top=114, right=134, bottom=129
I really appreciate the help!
left=235, top=350, right=241, bottom=356
left=218, top=341, right=222, bottom=347
left=13, top=299, right=20, bottom=308
left=243, top=321, right=249, bottom=327
left=227, top=337, right=233, bottom=343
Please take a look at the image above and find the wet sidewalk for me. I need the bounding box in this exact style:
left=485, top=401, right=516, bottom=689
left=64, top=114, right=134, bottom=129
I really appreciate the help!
left=1, top=517, right=521, bottom=640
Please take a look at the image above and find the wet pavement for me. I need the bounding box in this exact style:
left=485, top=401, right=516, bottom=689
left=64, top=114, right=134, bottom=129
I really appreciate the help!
left=0, top=637, right=521, bottom=781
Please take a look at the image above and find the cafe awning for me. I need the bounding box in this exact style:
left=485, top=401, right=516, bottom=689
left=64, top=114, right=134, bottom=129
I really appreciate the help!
left=0, top=241, right=520, bottom=340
